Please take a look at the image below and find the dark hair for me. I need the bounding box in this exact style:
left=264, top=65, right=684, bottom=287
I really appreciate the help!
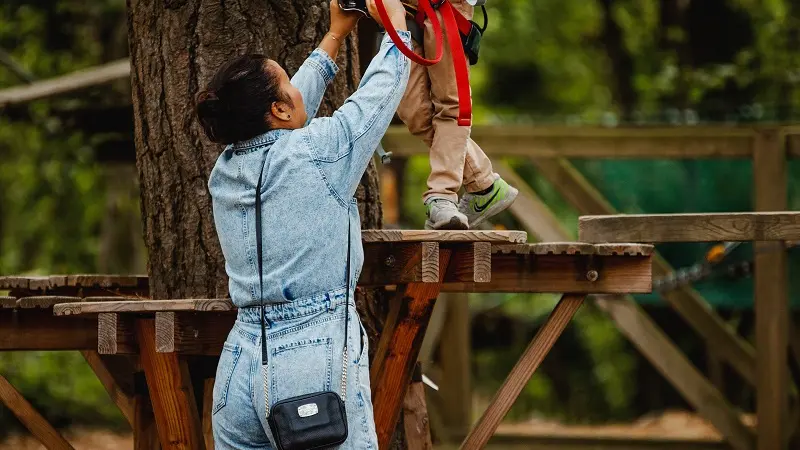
left=196, top=54, right=290, bottom=144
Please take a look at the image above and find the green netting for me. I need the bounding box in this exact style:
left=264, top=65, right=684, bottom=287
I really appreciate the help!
left=571, top=158, right=800, bottom=309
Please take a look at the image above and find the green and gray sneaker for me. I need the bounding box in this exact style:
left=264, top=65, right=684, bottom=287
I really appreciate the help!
left=425, top=198, right=470, bottom=230
left=458, top=177, right=518, bottom=228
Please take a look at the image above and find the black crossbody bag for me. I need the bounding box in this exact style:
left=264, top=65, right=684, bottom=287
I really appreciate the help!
left=254, top=157, right=349, bottom=450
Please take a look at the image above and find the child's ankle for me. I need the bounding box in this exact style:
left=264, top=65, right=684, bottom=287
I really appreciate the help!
left=472, top=183, right=494, bottom=196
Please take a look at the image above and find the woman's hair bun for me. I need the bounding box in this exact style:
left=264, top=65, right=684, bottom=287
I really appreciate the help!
left=196, top=90, right=222, bottom=116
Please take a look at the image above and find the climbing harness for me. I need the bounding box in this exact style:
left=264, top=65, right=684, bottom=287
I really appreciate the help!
left=339, top=0, right=488, bottom=128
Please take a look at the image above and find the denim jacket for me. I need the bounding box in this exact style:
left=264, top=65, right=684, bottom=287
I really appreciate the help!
left=208, top=32, right=412, bottom=308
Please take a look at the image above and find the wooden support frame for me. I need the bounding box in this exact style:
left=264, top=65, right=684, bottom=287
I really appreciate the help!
left=533, top=157, right=759, bottom=390
left=155, top=311, right=234, bottom=355
left=0, top=309, right=97, bottom=350
left=0, top=374, right=75, bottom=450
left=753, top=129, right=790, bottom=450
left=371, top=248, right=452, bottom=449
left=135, top=318, right=205, bottom=450
left=460, top=294, right=586, bottom=449
left=80, top=350, right=136, bottom=426
left=99, top=312, right=137, bottom=354
left=496, top=168, right=756, bottom=450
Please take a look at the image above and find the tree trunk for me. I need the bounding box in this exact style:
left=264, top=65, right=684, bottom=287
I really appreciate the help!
left=128, top=0, right=400, bottom=446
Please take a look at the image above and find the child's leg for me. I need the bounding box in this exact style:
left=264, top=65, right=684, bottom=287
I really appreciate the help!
left=396, top=41, right=435, bottom=148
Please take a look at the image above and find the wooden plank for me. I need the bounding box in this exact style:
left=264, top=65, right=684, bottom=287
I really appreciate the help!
left=371, top=294, right=405, bottom=386
left=460, top=294, right=585, bottom=450
left=80, top=350, right=136, bottom=426
left=0, top=374, right=75, bottom=450
left=28, top=276, right=68, bottom=291
left=372, top=249, right=452, bottom=449
left=382, top=125, right=756, bottom=159
left=362, top=242, right=434, bottom=285
left=54, top=298, right=234, bottom=315
left=579, top=212, right=800, bottom=243
left=67, top=274, right=148, bottom=288
left=203, top=378, right=215, bottom=450
left=444, top=243, right=492, bottom=283
left=155, top=312, right=235, bottom=355
left=441, top=253, right=652, bottom=294
left=0, top=276, right=30, bottom=290
left=594, top=296, right=754, bottom=450
left=534, top=157, right=758, bottom=390
left=0, top=297, right=16, bottom=308
left=0, top=309, right=97, bottom=350
left=99, top=313, right=137, bottom=354
left=753, top=129, right=789, bottom=450
left=16, top=296, right=81, bottom=309
left=135, top=318, right=205, bottom=450
left=422, top=242, right=440, bottom=283
left=362, top=229, right=527, bottom=243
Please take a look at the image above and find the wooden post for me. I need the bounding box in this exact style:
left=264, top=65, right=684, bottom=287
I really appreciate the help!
left=135, top=318, right=205, bottom=450
left=753, top=129, right=789, bottom=450
left=371, top=248, right=452, bottom=449
left=403, top=362, right=434, bottom=450
left=134, top=372, right=161, bottom=450
left=459, top=294, right=586, bottom=450
left=438, top=293, right=472, bottom=439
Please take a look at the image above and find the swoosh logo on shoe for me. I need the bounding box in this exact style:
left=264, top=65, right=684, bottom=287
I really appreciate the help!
left=473, top=189, right=500, bottom=213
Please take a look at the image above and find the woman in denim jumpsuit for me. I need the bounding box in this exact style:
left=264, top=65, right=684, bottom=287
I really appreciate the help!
left=197, top=1, right=411, bottom=448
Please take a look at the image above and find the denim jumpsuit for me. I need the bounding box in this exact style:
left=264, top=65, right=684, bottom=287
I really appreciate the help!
left=207, top=31, right=412, bottom=449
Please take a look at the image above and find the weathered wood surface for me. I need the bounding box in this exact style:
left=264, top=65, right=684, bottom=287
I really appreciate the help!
left=404, top=365, right=434, bottom=450
left=0, top=297, right=16, bottom=308
left=99, top=313, right=137, bottom=354
left=0, top=309, right=97, bottom=350
left=17, top=296, right=81, bottom=309
left=382, top=125, right=757, bottom=159
left=579, top=212, right=800, bottom=243
left=753, top=130, right=789, bottom=450
left=54, top=299, right=233, bottom=316
left=371, top=248, right=452, bottom=450
left=0, top=374, right=75, bottom=450
left=135, top=319, right=205, bottom=450
left=155, top=312, right=235, bottom=355
left=362, top=229, right=527, bottom=243
left=0, top=274, right=148, bottom=291
left=460, top=294, right=585, bottom=450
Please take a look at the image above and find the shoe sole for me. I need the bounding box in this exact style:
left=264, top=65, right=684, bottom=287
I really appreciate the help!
left=425, top=215, right=470, bottom=230
left=469, top=186, right=519, bottom=228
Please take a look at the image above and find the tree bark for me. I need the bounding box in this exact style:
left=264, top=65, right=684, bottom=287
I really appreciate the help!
left=128, top=0, right=399, bottom=445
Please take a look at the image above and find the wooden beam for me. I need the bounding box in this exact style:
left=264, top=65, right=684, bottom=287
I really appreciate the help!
left=753, top=129, right=789, bottom=450
left=0, top=59, right=130, bottom=106
left=460, top=294, right=585, bottom=449
left=535, top=157, right=758, bottom=389
left=508, top=172, right=757, bottom=450
left=0, top=309, right=97, bottom=350
left=594, top=296, right=754, bottom=450
left=382, top=125, right=756, bottom=159
left=80, top=351, right=136, bottom=426
left=155, top=312, right=235, bottom=355
left=54, top=298, right=233, bottom=315
left=16, top=296, right=81, bottom=309
left=0, top=374, right=75, bottom=450
left=134, top=374, right=161, bottom=450
left=404, top=363, right=434, bottom=450
left=579, top=212, right=800, bottom=243
left=0, top=297, right=16, bottom=308
left=99, top=313, right=137, bottom=354
left=135, top=318, right=205, bottom=450
left=362, top=229, right=526, bottom=243
left=372, top=249, right=452, bottom=449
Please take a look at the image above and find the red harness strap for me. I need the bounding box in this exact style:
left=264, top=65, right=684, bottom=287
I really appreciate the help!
left=376, top=0, right=473, bottom=127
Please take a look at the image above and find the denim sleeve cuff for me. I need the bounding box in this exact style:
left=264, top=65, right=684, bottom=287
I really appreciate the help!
left=383, top=30, right=413, bottom=49
left=308, top=48, right=339, bottom=84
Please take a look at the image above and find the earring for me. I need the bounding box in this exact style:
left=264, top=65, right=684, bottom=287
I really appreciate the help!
left=288, top=115, right=291, bottom=119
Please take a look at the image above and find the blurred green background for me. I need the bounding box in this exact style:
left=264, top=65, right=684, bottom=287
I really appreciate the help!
left=0, top=0, right=799, bottom=437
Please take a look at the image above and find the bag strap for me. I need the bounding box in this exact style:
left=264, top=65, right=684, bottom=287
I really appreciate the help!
left=255, top=153, right=351, bottom=415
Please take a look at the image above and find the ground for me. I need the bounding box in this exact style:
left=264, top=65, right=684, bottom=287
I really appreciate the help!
left=0, top=410, right=755, bottom=448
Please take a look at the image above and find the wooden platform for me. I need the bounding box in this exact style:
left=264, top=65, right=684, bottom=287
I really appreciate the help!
left=0, top=232, right=655, bottom=450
